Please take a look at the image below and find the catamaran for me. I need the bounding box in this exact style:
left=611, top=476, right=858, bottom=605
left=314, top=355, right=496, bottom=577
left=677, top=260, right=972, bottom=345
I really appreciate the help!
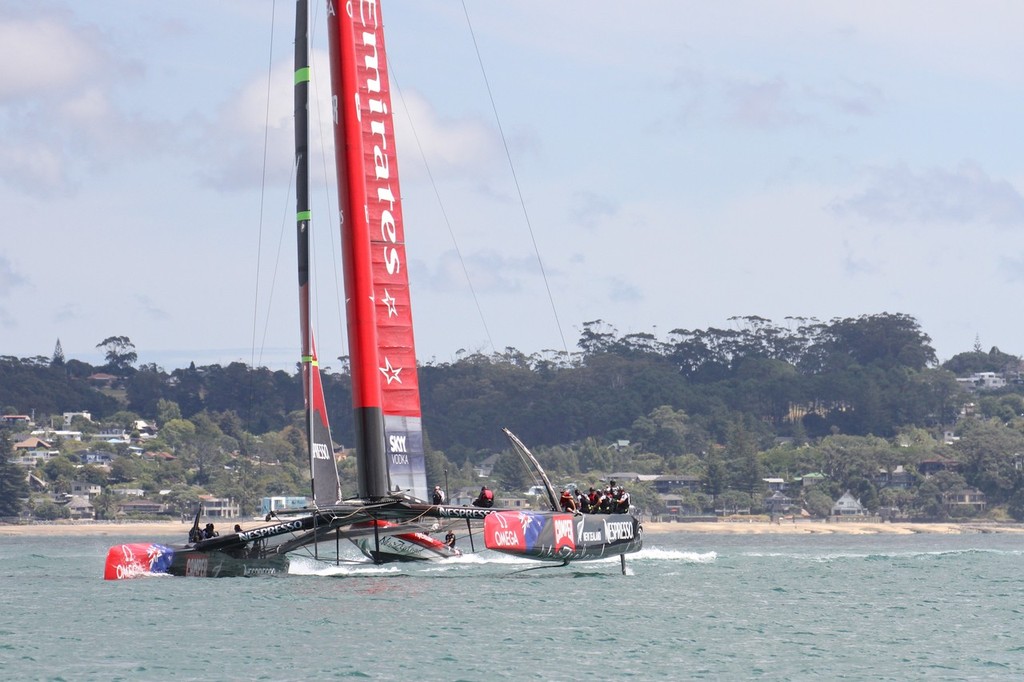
left=104, top=0, right=641, bottom=579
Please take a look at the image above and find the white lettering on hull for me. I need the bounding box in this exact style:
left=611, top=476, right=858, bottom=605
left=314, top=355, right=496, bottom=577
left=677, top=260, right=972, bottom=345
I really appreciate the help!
left=492, top=531, right=519, bottom=547
left=605, top=521, right=634, bottom=542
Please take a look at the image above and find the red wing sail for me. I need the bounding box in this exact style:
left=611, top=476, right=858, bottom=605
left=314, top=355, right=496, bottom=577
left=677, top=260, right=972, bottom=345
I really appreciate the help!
left=308, top=338, right=342, bottom=505
left=327, top=0, right=426, bottom=500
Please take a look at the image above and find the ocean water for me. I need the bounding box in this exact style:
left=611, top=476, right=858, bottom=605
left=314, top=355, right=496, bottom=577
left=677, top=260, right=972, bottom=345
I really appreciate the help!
left=3, top=530, right=1024, bottom=681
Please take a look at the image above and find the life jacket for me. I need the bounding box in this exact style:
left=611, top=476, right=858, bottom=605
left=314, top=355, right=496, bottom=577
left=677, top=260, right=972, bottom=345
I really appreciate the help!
left=483, top=488, right=493, bottom=502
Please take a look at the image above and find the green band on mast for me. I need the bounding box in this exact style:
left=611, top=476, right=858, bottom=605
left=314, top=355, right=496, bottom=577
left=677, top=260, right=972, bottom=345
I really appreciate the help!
left=297, top=210, right=311, bottom=222
left=295, top=67, right=310, bottom=84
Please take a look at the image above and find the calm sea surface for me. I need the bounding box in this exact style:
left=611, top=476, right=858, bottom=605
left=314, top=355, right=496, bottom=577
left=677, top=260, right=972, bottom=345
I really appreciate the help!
left=3, top=529, right=1024, bottom=680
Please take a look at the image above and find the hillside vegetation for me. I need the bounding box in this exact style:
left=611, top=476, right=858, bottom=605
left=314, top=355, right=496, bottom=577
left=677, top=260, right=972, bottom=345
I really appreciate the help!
left=4, top=313, right=1024, bottom=521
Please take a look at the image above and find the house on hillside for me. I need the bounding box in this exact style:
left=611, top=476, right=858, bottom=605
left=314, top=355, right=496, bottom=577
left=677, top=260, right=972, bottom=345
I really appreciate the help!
left=64, top=495, right=95, bottom=520
left=653, top=475, right=702, bottom=494
left=875, top=465, right=914, bottom=489
left=919, top=458, right=960, bottom=476
left=70, top=481, right=102, bottom=498
left=80, top=450, right=115, bottom=466
left=118, top=499, right=166, bottom=516
left=1, top=415, right=34, bottom=428
left=944, top=487, right=986, bottom=513
left=764, top=490, right=794, bottom=515
left=199, top=495, right=240, bottom=518
left=797, top=472, right=827, bottom=487
left=831, top=491, right=866, bottom=517
left=12, top=437, right=60, bottom=466
left=62, top=411, right=92, bottom=427
left=473, top=453, right=500, bottom=478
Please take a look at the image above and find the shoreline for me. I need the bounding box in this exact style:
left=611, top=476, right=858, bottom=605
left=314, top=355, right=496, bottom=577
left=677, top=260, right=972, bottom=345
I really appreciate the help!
left=3, top=519, right=1023, bottom=537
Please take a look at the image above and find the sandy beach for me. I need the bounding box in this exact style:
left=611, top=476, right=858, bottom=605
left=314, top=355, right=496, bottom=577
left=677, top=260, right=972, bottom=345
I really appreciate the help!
left=3, top=518, right=1023, bottom=537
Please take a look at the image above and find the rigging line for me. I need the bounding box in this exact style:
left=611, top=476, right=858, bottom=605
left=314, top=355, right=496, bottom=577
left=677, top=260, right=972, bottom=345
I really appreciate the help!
left=388, top=67, right=496, bottom=354
left=246, top=0, right=278, bottom=431
left=461, top=0, right=569, bottom=356
left=256, top=165, right=296, bottom=367
left=251, top=0, right=277, bottom=370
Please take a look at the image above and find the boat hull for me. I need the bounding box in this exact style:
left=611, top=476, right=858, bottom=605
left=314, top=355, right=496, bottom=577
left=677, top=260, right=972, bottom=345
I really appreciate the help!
left=352, top=520, right=462, bottom=563
left=483, top=511, right=642, bottom=562
left=104, top=542, right=289, bottom=580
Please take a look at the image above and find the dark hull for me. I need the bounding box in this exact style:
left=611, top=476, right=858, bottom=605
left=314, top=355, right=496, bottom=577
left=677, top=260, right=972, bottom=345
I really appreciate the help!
left=104, top=542, right=288, bottom=579
left=167, top=549, right=289, bottom=577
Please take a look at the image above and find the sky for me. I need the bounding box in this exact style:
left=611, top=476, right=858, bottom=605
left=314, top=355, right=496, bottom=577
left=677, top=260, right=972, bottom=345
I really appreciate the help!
left=3, top=1, right=1024, bottom=372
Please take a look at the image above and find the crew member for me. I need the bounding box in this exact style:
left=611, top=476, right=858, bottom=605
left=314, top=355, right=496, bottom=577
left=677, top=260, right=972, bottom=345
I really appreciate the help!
left=432, top=485, right=445, bottom=505
left=445, top=530, right=456, bottom=549
left=203, top=522, right=219, bottom=539
left=576, top=488, right=592, bottom=514
left=473, top=486, right=494, bottom=508
left=559, top=488, right=577, bottom=513
left=614, top=486, right=631, bottom=514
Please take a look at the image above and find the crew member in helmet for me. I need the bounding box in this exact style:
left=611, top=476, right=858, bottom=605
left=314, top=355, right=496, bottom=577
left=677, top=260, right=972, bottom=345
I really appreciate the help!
left=473, top=486, right=494, bottom=508
left=614, top=486, right=631, bottom=513
left=559, top=487, right=577, bottom=513
left=432, top=485, right=445, bottom=505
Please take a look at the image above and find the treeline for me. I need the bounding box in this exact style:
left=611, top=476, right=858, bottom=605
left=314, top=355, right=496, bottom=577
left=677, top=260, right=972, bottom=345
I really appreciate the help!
left=6, top=312, right=1024, bottom=519
left=4, top=313, right=1023, bottom=457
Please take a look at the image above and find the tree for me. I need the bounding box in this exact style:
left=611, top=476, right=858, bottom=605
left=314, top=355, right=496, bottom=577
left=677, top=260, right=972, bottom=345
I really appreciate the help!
left=51, top=339, right=65, bottom=367
left=954, top=418, right=1024, bottom=504
left=92, top=491, right=118, bottom=520
left=630, top=406, right=691, bottom=456
left=96, top=336, right=138, bottom=373
left=0, top=433, right=28, bottom=516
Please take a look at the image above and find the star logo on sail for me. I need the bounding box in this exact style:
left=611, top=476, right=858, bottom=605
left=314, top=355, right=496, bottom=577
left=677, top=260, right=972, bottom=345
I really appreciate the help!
left=381, top=289, right=398, bottom=318
left=379, top=357, right=402, bottom=384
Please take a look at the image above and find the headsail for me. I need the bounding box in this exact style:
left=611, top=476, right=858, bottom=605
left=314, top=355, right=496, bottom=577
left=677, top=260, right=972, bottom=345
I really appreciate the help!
left=296, top=0, right=341, bottom=506
left=326, top=0, right=427, bottom=501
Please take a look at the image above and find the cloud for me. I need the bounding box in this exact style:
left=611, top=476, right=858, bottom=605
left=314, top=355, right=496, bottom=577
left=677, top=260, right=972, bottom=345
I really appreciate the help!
left=136, top=295, right=171, bottom=321
left=726, top=77, right=806, bottom=130
left=0, top=256, right=27, bottom=295
left=0, top=13, right=103, bottom=100
left=0, top=10, right=157, bottom=194
left=833, top=162, right=1024, bottom=226
left=607, top=276, right=642, bottom=303
left=392, top=90, right=502, bottom=180
left=0, top=256, right=28, bottom=329
left=416, top=249, right=543, bottom=294
left=570, top=190, right=620, bottom=230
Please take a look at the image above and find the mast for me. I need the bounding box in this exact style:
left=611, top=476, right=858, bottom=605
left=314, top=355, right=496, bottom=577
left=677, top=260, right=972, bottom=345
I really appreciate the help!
left=326, top=0, right=427, bottom=501
left=295, top=0, right=341, bottom=506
